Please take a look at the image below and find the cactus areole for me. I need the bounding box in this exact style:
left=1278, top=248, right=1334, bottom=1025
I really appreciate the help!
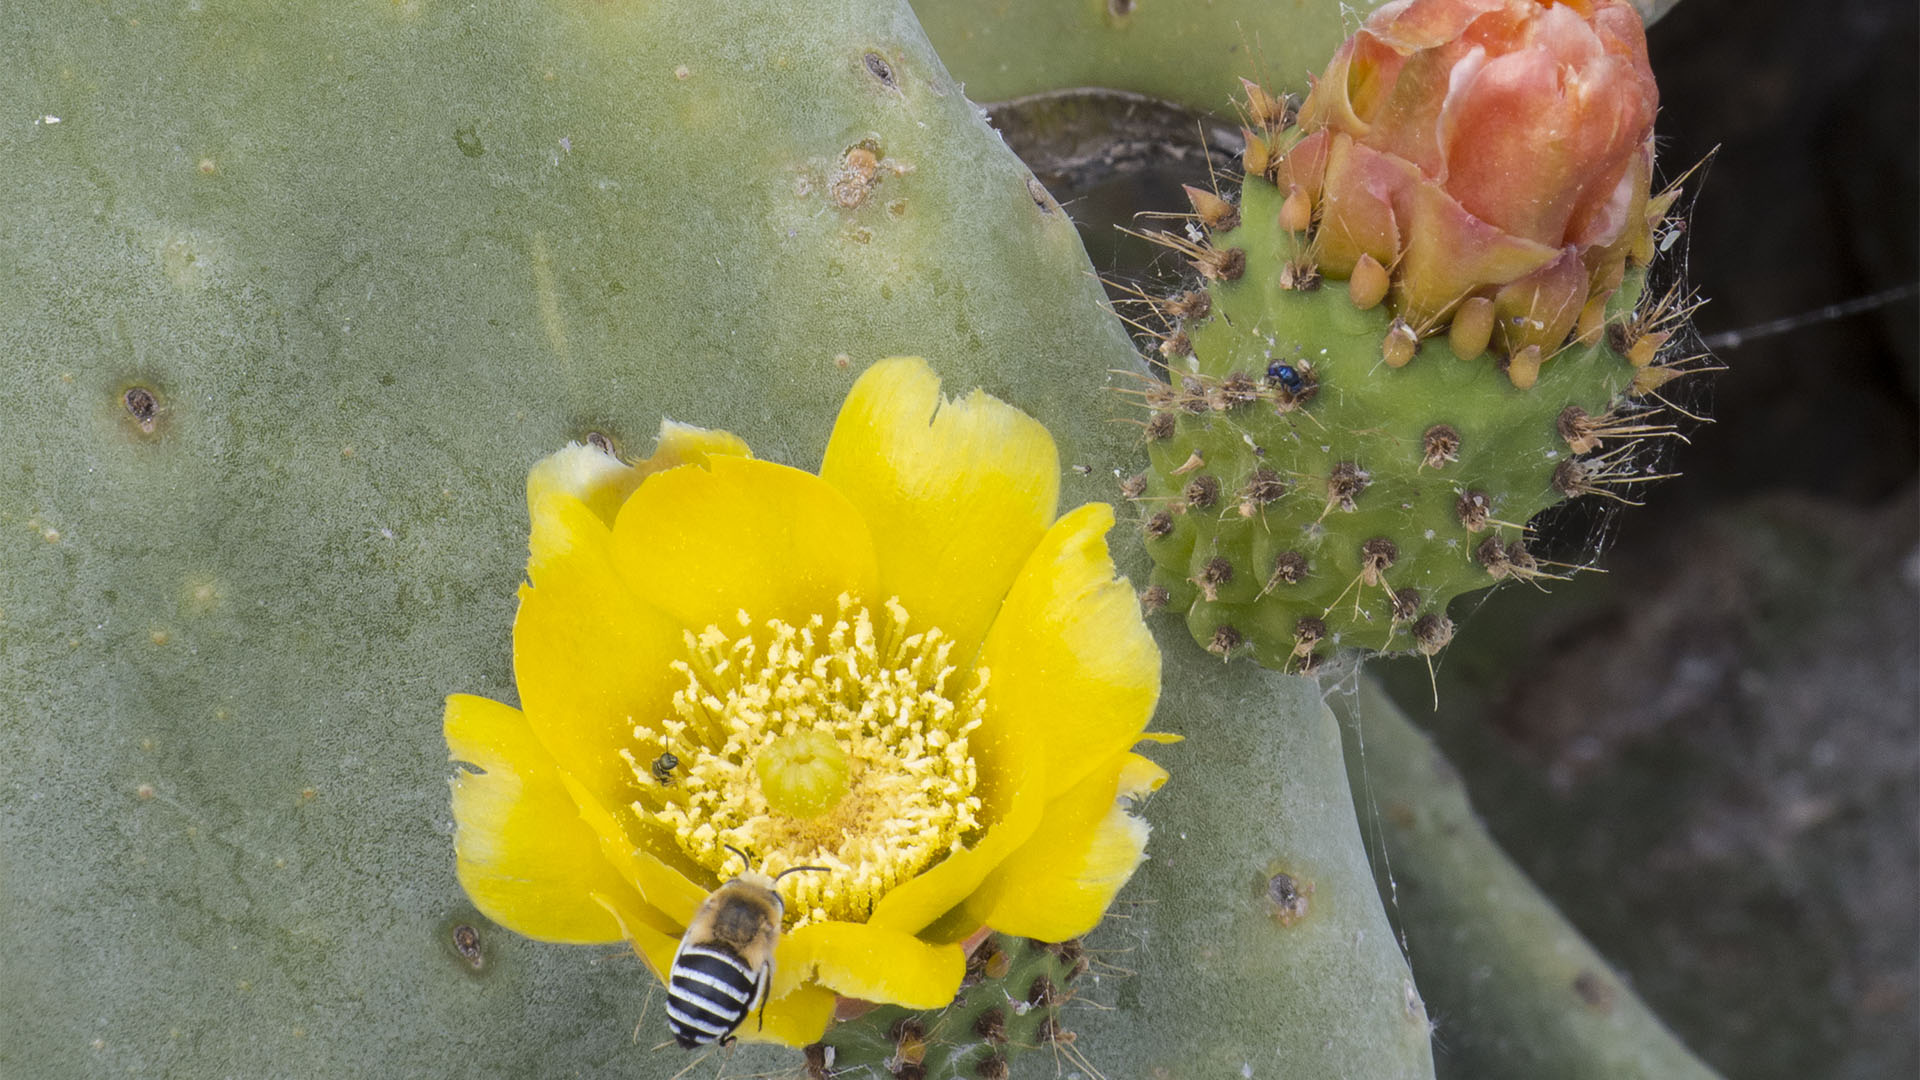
left=1128, top=0, right=1703, bottom=670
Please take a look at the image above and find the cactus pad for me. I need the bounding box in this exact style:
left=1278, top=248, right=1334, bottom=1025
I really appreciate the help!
left=1127, top=110, right=1701, bottom=671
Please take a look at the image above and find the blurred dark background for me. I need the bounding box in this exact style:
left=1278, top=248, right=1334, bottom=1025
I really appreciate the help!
left=992, top=0, right=1918, bottom=1075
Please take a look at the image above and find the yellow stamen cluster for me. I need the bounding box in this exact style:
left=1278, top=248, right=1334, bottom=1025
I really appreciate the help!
left=629, top=595, right=986, bottom=926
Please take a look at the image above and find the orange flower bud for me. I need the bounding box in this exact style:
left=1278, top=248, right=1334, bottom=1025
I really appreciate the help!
left=1277, top=0, right=1658, bottom=349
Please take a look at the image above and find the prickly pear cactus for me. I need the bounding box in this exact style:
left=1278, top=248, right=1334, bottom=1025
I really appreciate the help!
left=808, top=935, right=1091, bottom=1080
left=1128, top=54, right=1699, bottom=671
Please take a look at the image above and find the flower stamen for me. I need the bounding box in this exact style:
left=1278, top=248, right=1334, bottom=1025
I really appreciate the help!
left=628, top=595, right=986, bottom=926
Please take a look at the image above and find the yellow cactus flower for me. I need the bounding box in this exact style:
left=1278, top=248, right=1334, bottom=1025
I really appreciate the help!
left=444, top=358, right=1166, bottom=1047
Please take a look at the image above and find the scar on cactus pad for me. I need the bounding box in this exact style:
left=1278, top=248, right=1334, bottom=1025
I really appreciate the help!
left=1115, top=0, right=1714, bottom=674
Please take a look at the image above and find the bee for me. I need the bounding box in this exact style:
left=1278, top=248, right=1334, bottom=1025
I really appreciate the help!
left=651, top=751, right=679, bottom=787
left=666, top=847, right=828, bottom=1049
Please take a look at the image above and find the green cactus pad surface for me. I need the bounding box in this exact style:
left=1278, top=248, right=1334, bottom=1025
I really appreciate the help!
left=1131, top=152, right=1675, bottom=670
left=0, top=2, right=1439, bottom=1077
left=809, top=934, right=1091, bottom=1080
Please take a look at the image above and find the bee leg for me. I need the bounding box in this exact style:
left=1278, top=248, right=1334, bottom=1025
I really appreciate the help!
left=755, top=966, right=771, bottom=1031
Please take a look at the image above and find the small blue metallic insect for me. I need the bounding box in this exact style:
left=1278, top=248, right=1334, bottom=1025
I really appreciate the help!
left=1266, top=361, right=1306, bottom=394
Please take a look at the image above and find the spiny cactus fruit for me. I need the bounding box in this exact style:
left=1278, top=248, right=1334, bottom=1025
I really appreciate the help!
left=1122, top=0, right=1705, bottom=671
left=806, top=934, right=1094, bottom=1080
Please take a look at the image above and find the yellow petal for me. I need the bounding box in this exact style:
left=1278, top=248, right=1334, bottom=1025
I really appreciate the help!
left=866, top=727, right=1045, bottom=936
left=772, top=921, right=965, bottom=1009
left=526, top=424, right=751, bottom=532
left=593, top=891, right=685, bottom=978
left=820, top=357, right=1059, bottom=658
left=558, top=770, right=708, bottom=930
left=527, top=445, right=645, bottom=530
left=444, top=694, right=657, bottom=944
left=639, top=420, right=752, bottom=473
left=974, top=752, right=1160, bottom=942
left=980, top=502, right=1162, bottom=798
left=609, top=455, right=878, bottom=633
left=742, top=984, right=837, bottom=1047
left=515, top=493, right=685, bottom=825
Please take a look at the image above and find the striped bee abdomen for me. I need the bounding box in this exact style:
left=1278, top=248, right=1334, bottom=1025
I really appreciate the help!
left=667, top=944, right=761, bottom=1048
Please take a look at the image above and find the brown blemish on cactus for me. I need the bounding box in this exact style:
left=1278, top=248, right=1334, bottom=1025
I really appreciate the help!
left=1573, top=970, right=1618, bottom=1014
left=1026, top=176, right=1059, bottom=215
left=974, top=1006, right=1008, bottom=1044
left=1159, top=330, right=1192, bottom=362
left=1456, top=490, right=1492, bottom=532
left=1183, top=473, right=1220, bottom=510
left=1144, top=412, right=1174, bottom=442
left=1194, top=555, right=1233, bottom=601
left=1263, top=869, right=1313, bottom=927
left=804, top=1043, right=835, bottom=1080
left=862, top=51, right=897, bottom=88
left=830, top=142, right=884, bottom=209
left=1106, top=0, right=1135, bottom=21
left=1324, top=462, right=1370, bottom=514
left=451, top=923, right=484, bottom=969
left=123, top=386, right=160, bottom=433
left=1421, top=424, right=1460, bottom=469
left=975, top=1053, right=1010, bottom=1080
left=1359, top=538, right=1398, bottom=586
left=1120, top=473, right=1148, bottom=500
left=584, top=430, right=618, bottom=457
left=1139, top=585, right=1170, bottom=613
left=1207, top=624, right=1242, bottom=658
left=1144, top=511, right=1174, bottom=540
